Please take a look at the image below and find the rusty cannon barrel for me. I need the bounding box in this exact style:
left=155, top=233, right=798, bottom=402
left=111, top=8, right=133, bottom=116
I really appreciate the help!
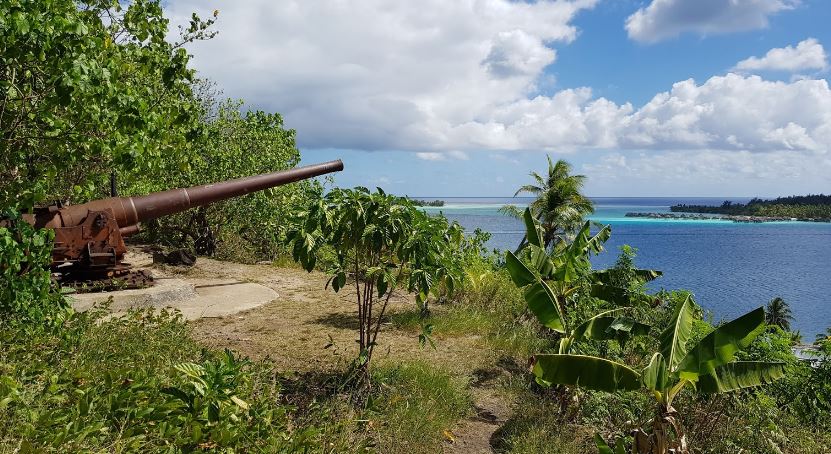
left=22, top=159, right=343, bottom=287
left=36, top=160, right=344, bottom=230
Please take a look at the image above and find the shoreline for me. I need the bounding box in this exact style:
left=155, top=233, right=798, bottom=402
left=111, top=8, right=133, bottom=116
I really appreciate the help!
left=625, top=212, right=831, bottom=223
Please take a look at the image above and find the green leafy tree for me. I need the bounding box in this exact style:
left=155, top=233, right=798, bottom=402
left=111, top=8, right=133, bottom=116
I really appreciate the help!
left=765, top=297, right=793, bottom=332
left=126, top=97, right=315, bottom=260
left=502, top=157, right=594, bottom=251
left=285, top=188, right=467, bottom=382
left=0, top=0, right=215, bottom=209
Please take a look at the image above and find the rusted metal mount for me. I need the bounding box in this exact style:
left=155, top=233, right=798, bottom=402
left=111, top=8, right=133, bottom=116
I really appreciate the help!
left=62, top=269, right=154, bottom=293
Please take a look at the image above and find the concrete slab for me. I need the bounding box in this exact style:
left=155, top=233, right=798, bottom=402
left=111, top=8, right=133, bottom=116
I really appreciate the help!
left=70, top=277, right=278, bottom=320
left=70, top=278, right=198, bottom=313
left=173, top=279, right=278, bottom=320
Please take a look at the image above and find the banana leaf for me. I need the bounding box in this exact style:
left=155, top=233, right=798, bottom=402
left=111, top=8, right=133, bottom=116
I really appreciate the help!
left=642, top=353, right=668, bottom=392
left=522, top=207, right=544, bottom=248
left=505, top=251, right=564, bottom=332
left=528, top=244, right=555, bottom=279
left=607, top=316, right=651, bottom=347
left=571, top=308, right=629, bottom=341
left=574, top=222, right=611, bottom=256
left=590, top=284, right=631, bottom=306
left=552, top=254, right=582, bottom=283
left=697, top=361, right=786, bottom=393
left=571, top=310, right=649, bottom=345
left=593, top=268, right=663, bottom=284
left=505, top=251, right=535, bottom=287
left=522, top=280, right=565, bottom=332
left=659, top=295, right=696, bottom=372
left=533, top=354, right=641, bottom=392
left=678, top=307, right=766, bottom=379
left=595, top=434, right=627, bottom=454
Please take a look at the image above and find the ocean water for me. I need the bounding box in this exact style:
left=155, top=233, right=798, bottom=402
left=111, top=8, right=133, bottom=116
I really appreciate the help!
left=422, top=197, right=831, bottom=339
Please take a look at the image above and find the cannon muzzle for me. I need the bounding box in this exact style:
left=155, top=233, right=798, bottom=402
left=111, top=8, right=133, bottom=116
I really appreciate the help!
left=41, top=160, right=343, bottom=229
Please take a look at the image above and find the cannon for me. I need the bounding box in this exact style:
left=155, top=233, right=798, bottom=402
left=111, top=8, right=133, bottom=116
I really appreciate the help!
left=19, top=160, right=344, bottom=289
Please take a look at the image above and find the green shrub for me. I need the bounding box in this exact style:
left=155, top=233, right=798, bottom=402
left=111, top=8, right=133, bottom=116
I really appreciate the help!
left=286, top=187, right=471, bottom=378
left=0, top=212, right=69, bottom=326
left=0, top=306, right=319, bottom=452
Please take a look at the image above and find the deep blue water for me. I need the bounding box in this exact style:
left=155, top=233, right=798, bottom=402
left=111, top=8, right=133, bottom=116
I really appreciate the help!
left=422, top=197, right=831, bottom=339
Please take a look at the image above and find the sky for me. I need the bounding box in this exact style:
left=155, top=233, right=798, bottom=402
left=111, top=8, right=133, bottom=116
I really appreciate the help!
left=164, top=0, right=831, bottom=197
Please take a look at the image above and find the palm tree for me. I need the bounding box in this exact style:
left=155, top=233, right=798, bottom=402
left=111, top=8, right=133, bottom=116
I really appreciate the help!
left=765, top=297, right=793, bottom=331
left=502, top=156, right=593, bottom=251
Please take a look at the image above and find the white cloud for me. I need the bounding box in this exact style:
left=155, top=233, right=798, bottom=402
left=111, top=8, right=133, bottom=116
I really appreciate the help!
left=625, top=0, right=798, bottom=43
left=415, top=150, right=470, bottom=161
left=583, top=149, right=831, bottom=196
left=166, top=0, right=597, bottom=151
left=733, top=38, right=828, bottom=73
left=415, top=152, right=445, bottom=161
left=447, top=150, right=470, bottom=160
left=436, top=74, right=831, bottom=155
left=165, top=2, right=831, bottom=163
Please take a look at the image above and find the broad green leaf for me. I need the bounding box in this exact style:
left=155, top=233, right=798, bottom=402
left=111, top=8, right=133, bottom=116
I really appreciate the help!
left=608, top=317, right=650, bottom=347
left=533, top=354, right=641, bottom=392
left=607, top=317, right=650, bottom=337
left=594, top=433, right=613, bottom=454
left=593, top=268, right=663, bottom=285
left=642, top=353, right=668, bottom=392
left=522, top=207, right=543, bottom=248
left=523, top=280, right=565, bottom=332
left=697, top=361, right=785, bottom=393
left=633, top=268, right=662, bottom=282
left=571, top=222, right=611, bottom=256
left=614, top=438, right=626, bottom=454
left=659, top=295, right=696, bottom=372
left=505, top=251, right=535, bottom=287
left=590, top=284, right=630, bottom=306
left=571, top=308, right=628, bottom=341
left=678, top=307, right=766, bottom=379
left=528, top=245, right=555, bottom=278
left=376, top=273, right=388, bottom=297
left=553, top=254, right=581, bottom=283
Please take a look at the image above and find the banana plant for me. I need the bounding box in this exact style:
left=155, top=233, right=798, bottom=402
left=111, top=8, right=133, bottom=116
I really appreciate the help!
left=532, top=296, right=786, bottom=454
left=558, top=307, right=651, bottom=354
left=505, top=208, right=642, bottom=333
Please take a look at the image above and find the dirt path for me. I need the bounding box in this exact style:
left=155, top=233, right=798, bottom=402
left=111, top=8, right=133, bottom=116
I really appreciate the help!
left=165, top=258, right=513, bottom=452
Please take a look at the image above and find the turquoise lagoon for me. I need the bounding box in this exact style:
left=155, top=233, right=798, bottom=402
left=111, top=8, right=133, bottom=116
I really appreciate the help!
left=422, top=197, right=831, bottom=339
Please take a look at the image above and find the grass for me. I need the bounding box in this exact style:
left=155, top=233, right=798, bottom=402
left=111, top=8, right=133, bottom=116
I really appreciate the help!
left=390, top=268, right=550, bottom=361
left=368, top=361, right=471, bottom=453
left=0, top=301, right=473, bottom=453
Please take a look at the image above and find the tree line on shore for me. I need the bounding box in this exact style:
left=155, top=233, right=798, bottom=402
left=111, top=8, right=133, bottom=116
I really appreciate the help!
left=671, top=195, right=831, bottom=219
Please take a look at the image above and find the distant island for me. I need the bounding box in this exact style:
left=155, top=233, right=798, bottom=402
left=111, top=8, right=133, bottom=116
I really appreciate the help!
left=408, top=198, right=445, bottom=207
left=669, top=194, right=831, bottom=221
left=624, top=212, right=830, bottom=223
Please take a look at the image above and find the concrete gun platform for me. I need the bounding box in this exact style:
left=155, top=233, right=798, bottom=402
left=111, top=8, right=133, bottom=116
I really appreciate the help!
left=71, top=277, right=278, bottom=320
left=69, top=249, right=280, bottom=320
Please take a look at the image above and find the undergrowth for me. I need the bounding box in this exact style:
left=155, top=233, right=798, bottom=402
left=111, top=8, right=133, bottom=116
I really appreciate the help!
left=0, top=303, right=471, bottom=453
left=391, top=267, right=550, bottom=366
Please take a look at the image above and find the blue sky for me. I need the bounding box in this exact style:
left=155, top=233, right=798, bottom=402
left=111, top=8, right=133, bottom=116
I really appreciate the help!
left=167, top=0, right=831, bottom=197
